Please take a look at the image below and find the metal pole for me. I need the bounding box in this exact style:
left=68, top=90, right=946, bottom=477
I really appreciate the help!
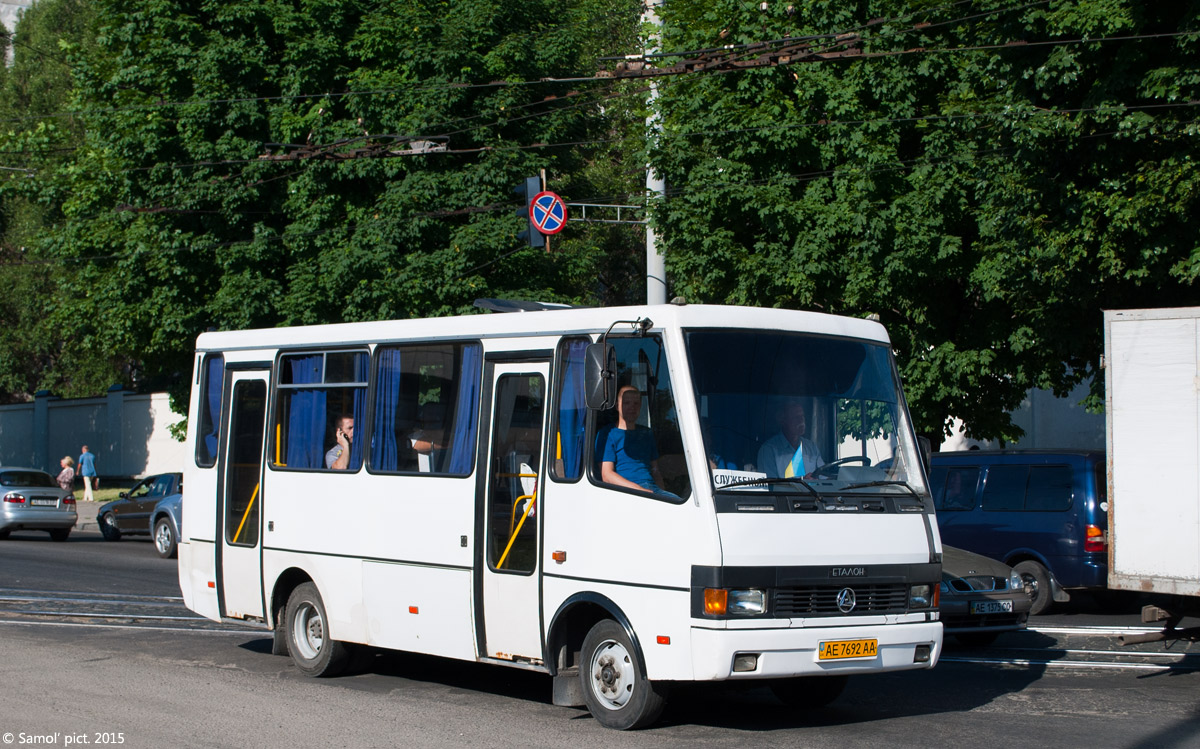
left=644, top=0, right=667, bottom=305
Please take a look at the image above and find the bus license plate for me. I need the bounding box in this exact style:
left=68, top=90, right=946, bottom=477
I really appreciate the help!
left=970, top=599, right=1013, bottom=615
left=818, top=639, right=878, bottom=660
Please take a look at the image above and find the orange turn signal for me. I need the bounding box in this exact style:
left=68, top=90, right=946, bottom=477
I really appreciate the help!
left=704, top=588, right=728, bottom=616
left=552, top=550, right=567, bottom=563
left=409, top=606, right=419, bottom=614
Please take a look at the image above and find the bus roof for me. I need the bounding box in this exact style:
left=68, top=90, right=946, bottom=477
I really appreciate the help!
left=193, top=303, right=891, bottom=352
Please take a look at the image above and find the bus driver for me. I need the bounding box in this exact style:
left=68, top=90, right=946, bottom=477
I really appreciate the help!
left=757, top=399, right=825, bottom=479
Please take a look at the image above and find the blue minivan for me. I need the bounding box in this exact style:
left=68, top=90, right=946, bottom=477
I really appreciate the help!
left=928, top=450, right=1107, bottom=615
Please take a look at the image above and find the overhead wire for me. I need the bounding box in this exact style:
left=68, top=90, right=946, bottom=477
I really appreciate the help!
left=3, top=112, right=1189, bottom=271
left=0, top=1, right=1194, bottom=268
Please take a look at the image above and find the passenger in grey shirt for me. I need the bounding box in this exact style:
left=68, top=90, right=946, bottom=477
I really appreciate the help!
left=325, top=415, right=354, bottom=470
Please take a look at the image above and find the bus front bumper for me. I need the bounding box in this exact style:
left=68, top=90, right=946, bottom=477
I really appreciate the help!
left=689, top=620, right=943, bottom=681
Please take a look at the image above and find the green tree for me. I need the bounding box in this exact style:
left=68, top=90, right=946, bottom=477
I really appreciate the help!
left=650, top=0, right=1200, bottom=441
left=0, top=0, right=105, bottom=402
left=5, top=0, right=647, bottom=409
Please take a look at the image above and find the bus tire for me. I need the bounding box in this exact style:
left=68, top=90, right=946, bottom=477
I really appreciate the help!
left=1013, top=560, right=1053, bottom=616
left=580, top=619, right=666, bottom=730
left=770, top=674, right=849, bottom=708
left=285, top=582, right=350, bottom=677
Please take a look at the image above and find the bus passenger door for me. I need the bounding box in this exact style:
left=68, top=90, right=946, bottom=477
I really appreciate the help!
left=217, top=370, right=268, bottom=620
left=479, top=360, right=549, bottom=663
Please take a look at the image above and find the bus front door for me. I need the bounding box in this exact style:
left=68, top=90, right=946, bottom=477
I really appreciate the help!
left=479, top=360, right=549, bottom=663
left=217, top=370, right=268, bottom=621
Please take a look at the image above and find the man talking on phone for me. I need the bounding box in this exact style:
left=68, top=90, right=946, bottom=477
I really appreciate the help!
left=325, top=415, right=354, bottom=470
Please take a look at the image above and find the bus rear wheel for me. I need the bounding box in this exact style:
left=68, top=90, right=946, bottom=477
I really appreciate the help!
left=285, top=582, right=350, bottom=677
left=580, top=619, right=667, bottom=730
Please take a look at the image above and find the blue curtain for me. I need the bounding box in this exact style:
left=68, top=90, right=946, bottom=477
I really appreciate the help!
left=447, top=344, right=482, bottom=474
left=203, top=355, right=224, bottom=463
left=349, top=353, right=368, bottom=470
left=371, top=348, right=402, bottom=471
left=286, top=355, right=326, bottom=469
left=558, top=339, right=587, bottom=478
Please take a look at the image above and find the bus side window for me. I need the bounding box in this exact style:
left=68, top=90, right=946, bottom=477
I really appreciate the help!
left=589, top=336, right=690, bottom=501
left=369, top=342, right=482, bottom=476
left=196, top=353, right=224, bottom=468
left=273, top=350, right=369, bottom=471
left=551, top=337, right=589, bottom=482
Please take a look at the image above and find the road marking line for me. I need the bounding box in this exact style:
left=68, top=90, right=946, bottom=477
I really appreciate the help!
left=3, top=609, right=209, bottom=621
left=940, top=656, right=1198, bottom=672
left=1029, top=625, right=1161, bottom=636
left=0, top=618, right=262, bottom=635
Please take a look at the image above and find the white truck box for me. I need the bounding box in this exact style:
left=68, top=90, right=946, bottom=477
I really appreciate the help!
left=1104, top=307, right=1200, bottom=598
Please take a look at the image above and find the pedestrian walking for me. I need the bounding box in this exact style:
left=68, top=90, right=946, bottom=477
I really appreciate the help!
left=56, top=456, right=75, bottom=492
left=78, top=445, right=98, bottom=502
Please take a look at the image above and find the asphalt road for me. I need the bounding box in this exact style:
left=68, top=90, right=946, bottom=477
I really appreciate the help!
left=1, top=525, right=1199, bottom=749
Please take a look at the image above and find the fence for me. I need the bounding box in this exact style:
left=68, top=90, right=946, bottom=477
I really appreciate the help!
left=0, top=386, right=187, bottom=478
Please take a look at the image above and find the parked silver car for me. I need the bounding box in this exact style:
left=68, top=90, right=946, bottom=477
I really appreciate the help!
left=940, top=545, right=1033, bottom=646
left=98, top=472, right=182, bottom=550
left=0, top=468, right=77, bottom=541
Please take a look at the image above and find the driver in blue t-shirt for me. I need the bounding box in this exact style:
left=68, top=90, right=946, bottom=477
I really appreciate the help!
left=600, top=385, right=673, bottom=497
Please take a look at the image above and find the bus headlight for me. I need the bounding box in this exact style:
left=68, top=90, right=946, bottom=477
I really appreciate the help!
left=704, top=588, right=766, bottom=616
left=728, top=589, right=766, bottom=615
left=909, top=584, right=934, bottom=610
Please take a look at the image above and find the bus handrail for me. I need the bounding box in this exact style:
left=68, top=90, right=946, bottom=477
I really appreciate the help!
left=232, top=482, right=260, bottom=544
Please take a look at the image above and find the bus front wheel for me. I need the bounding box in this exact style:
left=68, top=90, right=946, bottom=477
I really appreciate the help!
left=580, top=619, right=667, bottom=730
left=285, top=582, right=350, bottom=677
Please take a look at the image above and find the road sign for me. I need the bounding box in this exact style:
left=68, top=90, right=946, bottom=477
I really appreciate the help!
left=529, top=191, right=568, bottom=235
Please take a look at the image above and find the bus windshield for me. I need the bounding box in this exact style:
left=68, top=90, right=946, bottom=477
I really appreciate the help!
left=685, top=329, right=927, bottom=496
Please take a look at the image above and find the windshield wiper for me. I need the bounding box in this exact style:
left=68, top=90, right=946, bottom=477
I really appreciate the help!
left=840, top=480, right=922, bottom=500
left=715, top=476, right=822, bottom=499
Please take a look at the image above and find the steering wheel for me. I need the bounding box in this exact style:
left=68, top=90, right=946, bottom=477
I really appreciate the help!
left=811, top=456, right=871, bottom=478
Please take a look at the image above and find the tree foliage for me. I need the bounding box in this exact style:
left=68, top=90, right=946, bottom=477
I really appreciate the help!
left=0, top=0, right=1197, bottom=442
left=651, top=0, right=1200, bottom=441
left=0, top=0, right=647, bottom=409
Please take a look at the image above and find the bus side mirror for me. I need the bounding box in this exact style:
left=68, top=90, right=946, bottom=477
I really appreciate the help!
left=917, top=436, right=931, bottom=473
left=584, top=342, right=616, bottom=410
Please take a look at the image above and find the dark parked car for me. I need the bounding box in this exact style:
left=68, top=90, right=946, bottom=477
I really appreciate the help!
left=0, top=468, right=77, bottom=541
left=940, top=545, right=1032, bottom=646
left=929, top=450, right=1107, bottom=615
left=98, top=473, right=182, bottom=548
left=150, top=491, right=182, bottom=559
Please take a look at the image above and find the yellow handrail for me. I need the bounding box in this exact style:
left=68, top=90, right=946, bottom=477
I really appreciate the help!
left=232, top=482, right=260, bottom=545
left=497, top=492, right=537, bottom=570
left=509, top=493, right=536, bottom=536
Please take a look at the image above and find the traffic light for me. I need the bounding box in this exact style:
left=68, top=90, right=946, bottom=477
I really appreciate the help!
left=513, top=176, right=545, bottom=248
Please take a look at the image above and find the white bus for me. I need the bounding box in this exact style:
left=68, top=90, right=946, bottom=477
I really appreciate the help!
left=178, top=302, right=943, bottom=730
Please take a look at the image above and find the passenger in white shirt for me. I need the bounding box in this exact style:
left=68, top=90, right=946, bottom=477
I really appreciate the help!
left=757, top=400, right=825, bottom=478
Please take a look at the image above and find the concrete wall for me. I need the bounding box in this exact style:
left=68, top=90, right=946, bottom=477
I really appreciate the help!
left=939, top=382, right=1105, bottom=452
left=0, top=388, right=187, bottom=478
